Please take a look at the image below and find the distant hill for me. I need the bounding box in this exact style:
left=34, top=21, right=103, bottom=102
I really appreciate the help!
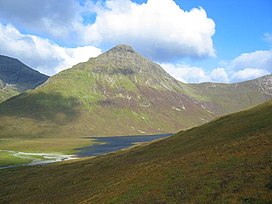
left=0, top=45, right=271, bottom=138
left=190, top=74, right=272, bottom=115
left=1, top=99, right=271, bottom=203
left=0, top=55, right=48, bottom=102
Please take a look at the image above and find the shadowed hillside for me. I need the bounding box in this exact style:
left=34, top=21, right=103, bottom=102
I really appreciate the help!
left=0, top=55, right=49, bottom=103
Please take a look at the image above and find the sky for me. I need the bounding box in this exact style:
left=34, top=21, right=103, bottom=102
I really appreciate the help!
left=0, top=0, right=271, bottom=83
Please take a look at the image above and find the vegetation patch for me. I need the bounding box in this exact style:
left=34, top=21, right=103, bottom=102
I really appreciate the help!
left=0, top=151, right=32, bottom=166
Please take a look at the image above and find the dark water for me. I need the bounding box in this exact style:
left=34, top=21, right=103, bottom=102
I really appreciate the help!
left=75, top=133, right=173, bottom=157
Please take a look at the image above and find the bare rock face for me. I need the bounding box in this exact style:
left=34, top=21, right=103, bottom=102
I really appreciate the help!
left=252, top=75, right=272, bottom=96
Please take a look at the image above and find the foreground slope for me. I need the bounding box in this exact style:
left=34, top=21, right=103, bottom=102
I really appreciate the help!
left=0, top=55, right=49, bottom=102
left=1, top=100, right=271, bottom=203
left=0, top=45, right=271, bottom=140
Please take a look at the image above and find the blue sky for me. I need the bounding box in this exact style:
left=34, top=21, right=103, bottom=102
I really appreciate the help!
left=0, top=0, right=271, bottom=83
left=178, top=0, right=272, bottom=60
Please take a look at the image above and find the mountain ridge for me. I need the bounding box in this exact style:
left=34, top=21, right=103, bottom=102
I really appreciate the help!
left=0, top=55, right=49, bottom=91
left=0, top=55, right=49, bottom=102
left=0, top=45, right=271, bottom=139
left=190, top=74, right=272, bottom=115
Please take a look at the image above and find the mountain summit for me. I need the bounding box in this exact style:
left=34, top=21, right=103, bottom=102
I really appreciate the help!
left=107, top=44, right=135, bottom=52
left=84, top=44, right=181, bottom=92
left=0, top=45, right=271, bottom=139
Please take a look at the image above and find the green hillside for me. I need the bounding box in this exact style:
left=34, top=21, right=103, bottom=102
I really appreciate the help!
left=0, top=45, right=271, bottom=143
left=1, top=100, right=271, bottom=203
left=0, top=45, right=214, bottom=141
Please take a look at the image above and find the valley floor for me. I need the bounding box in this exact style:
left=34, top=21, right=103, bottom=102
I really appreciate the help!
left=0, top=137, right=92, bottom=166
left=0, top=134, right=171, bottom=167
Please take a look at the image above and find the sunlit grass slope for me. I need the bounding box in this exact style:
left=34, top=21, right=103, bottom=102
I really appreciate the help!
left=0, top=45, right=216, bottom=139
left=1, top=100, right=271, bottom=203
left=0, top=87, right=19, bottom=104
left=1, top=46, right=271, bottom=141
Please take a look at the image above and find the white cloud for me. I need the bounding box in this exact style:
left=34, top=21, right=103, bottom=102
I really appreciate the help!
left=0, top=0, right=216, bottom=62
left=83, top=0, right=216, bottom=61
left=210, top=68, right=229, bottom=83
left=230, top=50, right=272, bottom=72
left=161, top=64, right=231, bottom=83
left=161, top=49, right=272, bottom=83
left=0, top=0, right=270, bottom=83
left=160, top=63, right=209, bottom=83
left=161, top=63, right=269, bottom=84
left=53, top=46, right=102, bottom=74
left=0, top=24, right=101, bottom=75
left=227, top=50, right=272, bottom=82
left=0, top=0, right=82, bottom=41
left=231, top=68, right=270, bottom=82
left=263, top=33, right=272, bottom=45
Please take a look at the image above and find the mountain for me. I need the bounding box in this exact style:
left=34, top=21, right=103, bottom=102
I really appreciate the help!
left=191, top=74, right=272, bottom=115
left=1, top=99, right=271, bottom=203
left=0, top=45, right=271, bottom=139
left=0, top=55, right=49, bottom=102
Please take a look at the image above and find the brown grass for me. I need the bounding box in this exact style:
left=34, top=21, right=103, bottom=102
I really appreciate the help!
left=0, top=100, right=271, bottom=203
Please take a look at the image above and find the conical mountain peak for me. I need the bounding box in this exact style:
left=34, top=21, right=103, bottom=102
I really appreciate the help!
left=107, top=44, right=135, bottom=53
left=90, top=44, right=175, bottom=84
left=0, top=44, right=272, bottom=141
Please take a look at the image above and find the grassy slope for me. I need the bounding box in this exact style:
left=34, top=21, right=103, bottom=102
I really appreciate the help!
left=0, top=47, right=214, bottom=141
left=0, top=80, right=20, bottom=103
left=0, top=151, right=32, bottom=166
left=1, top=100, right=271, bottom=203
left=0, top=88, right=19, bottom=103
left=1, top=48, right=271, bottom=142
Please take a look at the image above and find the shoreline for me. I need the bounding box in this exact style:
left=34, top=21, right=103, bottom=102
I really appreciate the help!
left=0, top=134, right=173, bottom=169
left=0, top=150, right=78, bottom=169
